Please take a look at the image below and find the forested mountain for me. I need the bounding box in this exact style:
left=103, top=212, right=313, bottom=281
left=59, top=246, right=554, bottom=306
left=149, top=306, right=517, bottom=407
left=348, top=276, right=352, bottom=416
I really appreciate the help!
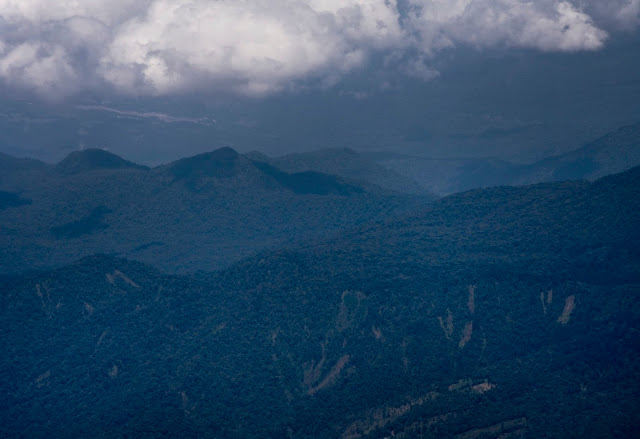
left=246, top=148, right=427, bottom=195
left=0, top=152, right=50, bottom=189
left=2, top=167, right=638, bottom=438
left=370, top=122, right=640, bottom=195
left=0, top=148, right=427, bottom=275
left=519, top=122, right=640, bottom=183
left=56, top=149, right=148, bottom=175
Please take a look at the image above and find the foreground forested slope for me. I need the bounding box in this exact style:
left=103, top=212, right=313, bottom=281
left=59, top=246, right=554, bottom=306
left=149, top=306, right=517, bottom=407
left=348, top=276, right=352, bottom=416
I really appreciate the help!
left=1, top=167, right=639, bottom=438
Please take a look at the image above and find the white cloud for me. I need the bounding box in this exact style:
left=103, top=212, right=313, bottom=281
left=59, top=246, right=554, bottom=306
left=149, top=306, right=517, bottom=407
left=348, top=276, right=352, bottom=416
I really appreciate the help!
left=308, top=0, right=404, bottom=47
left=582, top=0, right=640, bottom=31
left=0, top=0, right=632, bottom=98
left=0, top=42, right=78, bottom=97
left=407, top=0, right=607, bottom=52
left=402, top=56, right=440, bottom=81
left=0, top=0, right=147, bottom=25
left=99, top=0, right=380, bottom=95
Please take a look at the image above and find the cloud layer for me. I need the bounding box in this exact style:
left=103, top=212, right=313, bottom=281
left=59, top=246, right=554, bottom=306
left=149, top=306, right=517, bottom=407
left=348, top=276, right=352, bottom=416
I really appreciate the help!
left=0, top=0, right=635, bottom=98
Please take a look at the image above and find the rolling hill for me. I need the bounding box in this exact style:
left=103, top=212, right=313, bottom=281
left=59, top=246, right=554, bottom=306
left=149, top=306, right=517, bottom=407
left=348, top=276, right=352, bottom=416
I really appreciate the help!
left=0, top=148, right=428, bottom=275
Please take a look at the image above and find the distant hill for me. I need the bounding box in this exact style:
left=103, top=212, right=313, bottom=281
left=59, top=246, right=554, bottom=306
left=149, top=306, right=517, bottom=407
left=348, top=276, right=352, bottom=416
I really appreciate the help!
left=168, top=147, right=364, bottom=196
left=0, top=153, right=50, bottom=190
left=517, top=122, right=640, bottom=183
left=1, top=167, right=638, bottom=438
left=55, top=149, right=148, bottom=175
left=370, top=122, right=640, bottom=194
left=0, top=148, right=428, bottom=275
left=246, top=147, right=429, bottom=195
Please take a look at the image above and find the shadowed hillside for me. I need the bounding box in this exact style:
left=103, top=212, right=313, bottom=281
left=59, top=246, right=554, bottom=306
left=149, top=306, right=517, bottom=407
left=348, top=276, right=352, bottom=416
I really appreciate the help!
left=247, top=147, right=428, bottom=195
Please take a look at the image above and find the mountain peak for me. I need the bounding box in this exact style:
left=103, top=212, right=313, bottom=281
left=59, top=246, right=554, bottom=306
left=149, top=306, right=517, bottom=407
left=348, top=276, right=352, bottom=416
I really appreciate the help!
left=56, top=149, right=146, bottom=175
left=209, top=146, right=240, bottom=159
left=166, top=147, right=243, bottom=181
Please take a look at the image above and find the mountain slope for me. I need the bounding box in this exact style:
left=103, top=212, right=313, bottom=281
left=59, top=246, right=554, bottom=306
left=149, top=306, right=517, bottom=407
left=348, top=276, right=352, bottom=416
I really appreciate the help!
left=55, top=148, right=148, bottom=175
left=0, top=148, right=428, bottom=274
left=247, top=147, right=428, bottom=195
left=371, top=122, right=640, bottom=195
left=2, top=167, right=638, bottom=438
left=0, top=153, right=50, bottom=190
left=519, top=122, right=640, bottom=183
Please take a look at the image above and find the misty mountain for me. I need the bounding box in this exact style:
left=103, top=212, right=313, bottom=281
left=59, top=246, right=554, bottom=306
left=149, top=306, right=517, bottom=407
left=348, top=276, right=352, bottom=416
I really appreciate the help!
left=0, top=147, right=428, bottom=275
left=56, top=149, right=148, bottom=175
left=518, top=122, right=640, bottom=183
left=371, top=122, right=640, bottom=195
left=246, top=147, right=428, bottom=195
left=2, top=167, right=638, bottom=438
left=0, top=100, right=222, bottom=164
left=0, top=152, right=50, bottom=189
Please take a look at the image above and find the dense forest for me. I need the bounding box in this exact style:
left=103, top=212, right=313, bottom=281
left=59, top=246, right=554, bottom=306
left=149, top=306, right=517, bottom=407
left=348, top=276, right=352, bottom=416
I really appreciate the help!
left=0, top=147, right=429, bottom=274
left=1, top=166, right=638, bottom=438
left=1, top=3, right=639, bottom=437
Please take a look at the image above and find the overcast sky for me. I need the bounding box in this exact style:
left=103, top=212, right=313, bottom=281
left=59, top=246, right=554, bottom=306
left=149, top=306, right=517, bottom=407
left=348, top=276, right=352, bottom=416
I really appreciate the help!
left=0, top=1, right=638, bottom=163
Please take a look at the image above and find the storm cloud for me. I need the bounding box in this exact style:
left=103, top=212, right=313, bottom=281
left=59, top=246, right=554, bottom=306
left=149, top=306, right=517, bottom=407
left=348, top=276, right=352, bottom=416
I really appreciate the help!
left=0, top=0, right=635, bottom=98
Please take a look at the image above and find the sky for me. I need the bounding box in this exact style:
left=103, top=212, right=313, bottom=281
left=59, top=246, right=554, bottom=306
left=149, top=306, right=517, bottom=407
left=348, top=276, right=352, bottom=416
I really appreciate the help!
left=0, top=1, right=639, bottom=163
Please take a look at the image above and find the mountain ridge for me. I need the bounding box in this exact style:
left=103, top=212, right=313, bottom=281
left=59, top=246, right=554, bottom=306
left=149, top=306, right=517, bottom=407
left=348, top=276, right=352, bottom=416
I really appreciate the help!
left=369, top=121, right=640, bottom=194
left=246, top=147, right=429, bottom=195
left=0, top=147, right=429, bottom=275
left=56, top=148, right=148, bottom=175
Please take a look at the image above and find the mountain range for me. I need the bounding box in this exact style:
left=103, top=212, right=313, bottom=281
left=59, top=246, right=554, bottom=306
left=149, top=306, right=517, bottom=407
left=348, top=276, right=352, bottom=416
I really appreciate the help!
left=364, top=122, right=640, bottom=195
left=0, top=147, right=429, bottom=275
left=1, top=165, right=638, bottom=438
left=2, top=119, right=639, bottom=275
left=246, top=148, right=427, bottom=195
